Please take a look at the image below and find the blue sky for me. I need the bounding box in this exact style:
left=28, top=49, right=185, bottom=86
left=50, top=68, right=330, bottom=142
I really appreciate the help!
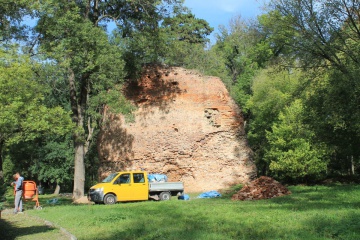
left=23, top=1, right=267, bottom=44
left=183, top=0, right=268, bottom=43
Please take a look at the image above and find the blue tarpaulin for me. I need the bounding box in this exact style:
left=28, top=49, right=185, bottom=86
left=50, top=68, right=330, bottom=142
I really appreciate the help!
left=178, top=194, right=190, bottom=200
left=46, top=198, right=59, bottom=204
left=197, top=190, right=222, bottom=199
left=148, top=174, right=168, bottom=182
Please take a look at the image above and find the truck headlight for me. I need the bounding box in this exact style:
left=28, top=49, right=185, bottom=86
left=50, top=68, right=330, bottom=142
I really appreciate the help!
left=94, top=187, right=103, bottom=192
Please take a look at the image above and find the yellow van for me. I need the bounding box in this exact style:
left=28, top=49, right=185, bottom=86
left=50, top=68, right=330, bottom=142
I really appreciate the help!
left=88, top=171, right=184, bottom=204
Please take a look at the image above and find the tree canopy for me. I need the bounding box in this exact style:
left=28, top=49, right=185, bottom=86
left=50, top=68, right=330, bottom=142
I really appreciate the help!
left=2, top=0, right=360, bottom=191
left=195, top=0, right=360, bottom=182
left=0, top=0, right=214, bottom=198
left=0, top=46, right=72, bottom=171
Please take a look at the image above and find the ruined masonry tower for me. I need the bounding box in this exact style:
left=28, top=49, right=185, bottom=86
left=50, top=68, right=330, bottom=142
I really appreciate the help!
left=98, top=66, right=257, bottom=192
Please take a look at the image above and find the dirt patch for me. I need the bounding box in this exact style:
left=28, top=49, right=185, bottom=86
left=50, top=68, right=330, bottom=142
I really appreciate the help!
left=231, top=176, right=291, bottom=201
left=73, top=196, right=91, bottom=204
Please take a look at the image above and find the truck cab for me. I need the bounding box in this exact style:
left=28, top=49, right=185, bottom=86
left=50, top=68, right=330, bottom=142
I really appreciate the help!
left=88, top=171, right=184, bottom=204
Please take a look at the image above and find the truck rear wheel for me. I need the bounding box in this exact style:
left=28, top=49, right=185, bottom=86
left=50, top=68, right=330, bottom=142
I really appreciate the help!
left=159, top=191, right=171, bottom=201
left=104, top=194, right=116, bottom=205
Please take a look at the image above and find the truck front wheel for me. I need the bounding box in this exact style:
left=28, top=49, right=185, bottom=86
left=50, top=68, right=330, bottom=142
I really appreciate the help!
left=104, top=194, right=117, bottom=205
left=159, top=191, right=171, bottom=201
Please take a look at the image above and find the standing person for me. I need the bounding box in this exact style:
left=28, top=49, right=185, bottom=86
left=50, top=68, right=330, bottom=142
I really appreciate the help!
left=11, top=172, right=24, bottom=214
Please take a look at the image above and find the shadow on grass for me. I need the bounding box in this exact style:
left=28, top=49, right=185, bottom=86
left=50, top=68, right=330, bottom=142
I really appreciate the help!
left=18, top=185, right=360, bottom=240
left=306, top=211, right=360, bottom=239
left=96, top=185, right=360, bottom=240
left=268, top=184, right=360, bottom=211
left=0, top=217, right=57, bottom=240
left=102, top=201, right=360, bottom=240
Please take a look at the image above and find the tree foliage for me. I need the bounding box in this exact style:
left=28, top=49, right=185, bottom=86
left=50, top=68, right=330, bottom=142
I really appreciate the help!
left=266, top=100, right=329, bottom=182
left=262, top=0, right=360, bottom=180
left=0, top=45, right=72, bottom=181
left=33, top=0, right=210, bottom=198
left=205, top=0, right=360, bottom=182
left=1, top=0, right=214, bottom=198
left=245, top=67, right=303, bottom=174
left=0, top=46, right=72, bottom=145
left=34, top=0, right=130, bottom=199
left=304, top=68, right=360, bottom=175
left=268, top=0, right=360, bottom=72
left=0, top=0, right=34, bottom=41
left=30, top=135, right=74, bottom=191
left=212, top=15, right=276, bottom=117
left=162, top=11, right=213, bottom=44
left=3, top=0, right=360, bottom=187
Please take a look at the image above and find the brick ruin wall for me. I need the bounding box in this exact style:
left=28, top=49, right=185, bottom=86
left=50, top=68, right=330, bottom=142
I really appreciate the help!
left=97, top=66, right=257, bottom=192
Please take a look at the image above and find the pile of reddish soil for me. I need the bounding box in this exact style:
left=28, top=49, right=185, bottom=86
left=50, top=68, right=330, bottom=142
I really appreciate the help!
left=231, top=176, right=291, bottom=201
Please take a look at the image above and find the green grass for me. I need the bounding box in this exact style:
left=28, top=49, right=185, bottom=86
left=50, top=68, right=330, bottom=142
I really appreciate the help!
left=0, top=212, right=69, bottom=240
left=4, top=184, right=360, bottom=240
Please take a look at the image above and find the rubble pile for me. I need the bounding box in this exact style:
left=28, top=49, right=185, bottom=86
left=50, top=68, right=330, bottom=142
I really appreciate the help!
left=231, top=176, right=291, bottom=201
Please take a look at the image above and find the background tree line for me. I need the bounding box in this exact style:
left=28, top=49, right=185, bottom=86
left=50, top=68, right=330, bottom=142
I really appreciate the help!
left=1, top=0, right=359, bottom=200
left=188, top=0, right=360, bottom=184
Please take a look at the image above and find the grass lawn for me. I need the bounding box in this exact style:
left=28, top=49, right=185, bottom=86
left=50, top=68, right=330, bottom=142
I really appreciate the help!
left=0, top=210, right=69, bottom=240
left=3, top=184, right=360, bottom=240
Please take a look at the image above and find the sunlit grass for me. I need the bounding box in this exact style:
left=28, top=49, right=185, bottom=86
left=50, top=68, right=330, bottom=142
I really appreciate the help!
left=6, top=184, right=360, bottom=240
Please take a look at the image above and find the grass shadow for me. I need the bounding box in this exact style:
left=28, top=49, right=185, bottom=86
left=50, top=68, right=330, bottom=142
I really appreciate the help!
left=0, top=217, right=57, bottom=240
left=93, top=197, right=357, bottom=240
left=21, top=185, right=360, bottom=240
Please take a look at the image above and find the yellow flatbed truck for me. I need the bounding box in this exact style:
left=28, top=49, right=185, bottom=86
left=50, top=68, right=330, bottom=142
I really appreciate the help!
left=88, top=171, right=184, bottom=204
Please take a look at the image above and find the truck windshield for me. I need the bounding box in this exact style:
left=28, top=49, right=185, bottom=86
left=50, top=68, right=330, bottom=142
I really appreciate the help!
left=102, top=173, right=118, bottom=183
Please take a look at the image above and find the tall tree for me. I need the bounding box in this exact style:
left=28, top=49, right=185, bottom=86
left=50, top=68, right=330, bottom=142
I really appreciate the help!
left=304, top=68, right=360, bottom=175
left=0, top=46, right=72, bottom=173
left=268, top=0, right=360, bottom=71
left=215, top=16, right=257, bottom=85
left=266, top=0, right=360, bottom=173
left=30, top=135, right=74, bottom=194
left=212, top=15, right=270, bottom=118
left=34, top=0, right=186, bottom=199
left=246, top=67, right=303, bottom=175
left=35, top=1, right=125, bottom=199
left=160, top=9, right=213, bottom=67
left=162, top=11, right=213, bottom=44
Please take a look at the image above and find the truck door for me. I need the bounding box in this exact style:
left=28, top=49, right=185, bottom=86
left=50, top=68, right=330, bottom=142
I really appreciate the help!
left=112, top=173, right=132, bottom=201
left=131, top=172, right=148, bottom=200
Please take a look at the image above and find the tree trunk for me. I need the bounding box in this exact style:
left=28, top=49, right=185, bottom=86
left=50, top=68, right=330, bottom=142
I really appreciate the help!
left=54, top=184, right=61, bottom=195
left=68, top=67, right=87, bottom=200
left=73, top=141, right=85, bottom=200
left=351, top=155, right=355, bottom=175
left=0, top=139, right=3, bottom=173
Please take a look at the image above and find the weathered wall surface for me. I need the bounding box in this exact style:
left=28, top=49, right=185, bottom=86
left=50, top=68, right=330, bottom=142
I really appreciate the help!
left=98, top=66, right=257, bottom=192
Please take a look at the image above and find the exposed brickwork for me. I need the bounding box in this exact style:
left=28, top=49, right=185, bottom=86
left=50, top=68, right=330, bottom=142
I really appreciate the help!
left=98, top=66, right=257, bottom=192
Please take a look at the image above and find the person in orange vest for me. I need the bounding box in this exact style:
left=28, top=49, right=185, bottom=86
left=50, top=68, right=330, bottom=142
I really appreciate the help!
left=11, top=172, right=24, bottom=214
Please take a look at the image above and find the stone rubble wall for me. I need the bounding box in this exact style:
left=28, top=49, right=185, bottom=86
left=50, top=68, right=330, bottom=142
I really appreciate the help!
left=98, top=66, right=257, bottom=192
